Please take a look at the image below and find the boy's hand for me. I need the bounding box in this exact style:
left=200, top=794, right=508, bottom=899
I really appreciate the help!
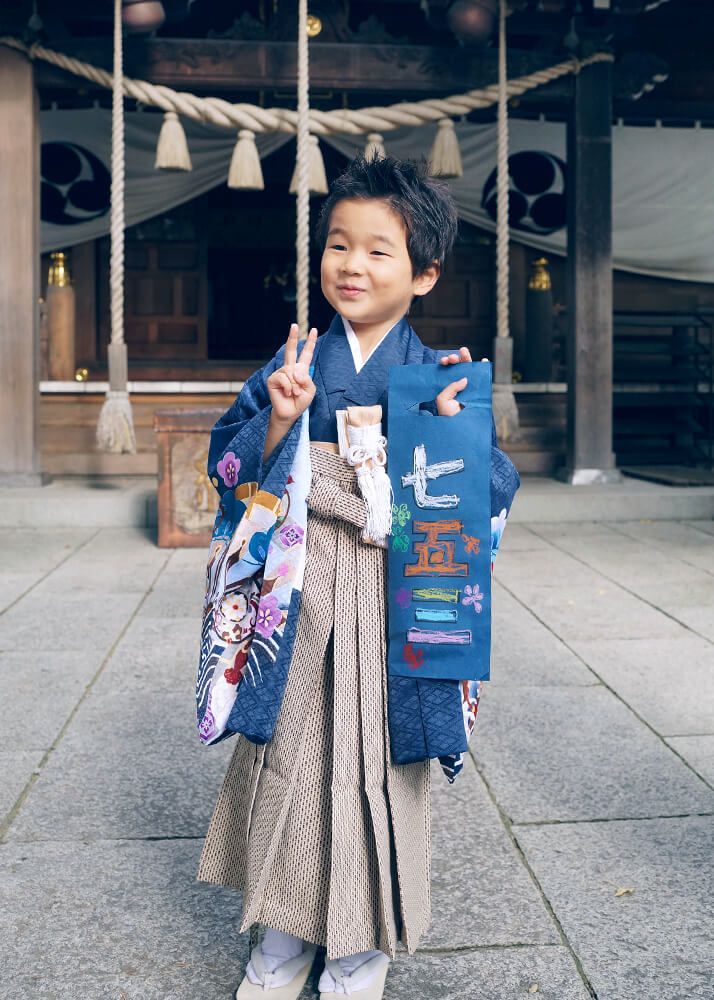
left=267, top=323, right=318, bottom=427
left=436, top=346, right=484, bottom=416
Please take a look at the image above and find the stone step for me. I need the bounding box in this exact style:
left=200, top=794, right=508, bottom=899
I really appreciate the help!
left=42, top=452, right=158, bottom=476
left=1, top=476, right=712, bottom=529
left=507, top=426, right=565, bottom=448
left=0, top=478, right=158, bottom=529
left=41, top=425, right=159, bottom=452
left=510, top=450, right=564, bottom=476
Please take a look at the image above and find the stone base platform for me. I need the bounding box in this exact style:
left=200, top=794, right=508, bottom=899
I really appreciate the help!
left=0, top=473, right=712, bottom=530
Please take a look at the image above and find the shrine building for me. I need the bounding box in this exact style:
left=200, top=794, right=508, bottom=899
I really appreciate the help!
left=1, top=0, right=713, bottom=525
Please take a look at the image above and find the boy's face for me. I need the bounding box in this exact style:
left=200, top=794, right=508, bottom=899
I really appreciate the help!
left=320, top=197, right=439, bottom=333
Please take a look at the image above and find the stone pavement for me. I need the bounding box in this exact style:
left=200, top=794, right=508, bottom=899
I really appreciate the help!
left=0, top=519, right=712, bottom=999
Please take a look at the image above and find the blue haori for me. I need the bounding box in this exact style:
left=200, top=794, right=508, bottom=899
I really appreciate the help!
left=195, top=313, right=520, bottom=780
left=196, top=412, right=311, bottom=747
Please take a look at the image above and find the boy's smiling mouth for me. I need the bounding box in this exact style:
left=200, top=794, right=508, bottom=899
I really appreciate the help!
left=337, top=284, right=366, bottom=297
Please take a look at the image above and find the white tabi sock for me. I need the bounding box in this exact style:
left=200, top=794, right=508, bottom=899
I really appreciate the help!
left=318, top=949, right=390, bottom=995
left=246, top=927, right=305, bottom=987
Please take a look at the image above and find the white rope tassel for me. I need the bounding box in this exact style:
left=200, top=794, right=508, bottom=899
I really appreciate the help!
left=228, top=129, right=264, bottom=189
left=0, top=35, right=614, bottom=141
left=496, top=1, right=509, bottom=344
left=345, top=424, right=393, bottom=548
left=96, top=390, right=137, bottom=452
left=290, top=134, right=328, bottom=196
left=294, top=0, right=310, bottom=334
left=493, top=0, right=520, bottom=443
left=154, top=110, right=192, bottom=171
left=429, top=118, right=463, bottom=178
left=97, top=0, right=136, bottom=454
left=364, top=132, right=386, bottom=161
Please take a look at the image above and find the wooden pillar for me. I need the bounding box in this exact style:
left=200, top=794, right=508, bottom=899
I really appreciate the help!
left=560, top=57, right=621, bottom=484
left=0, top=48, right=44, bottom=486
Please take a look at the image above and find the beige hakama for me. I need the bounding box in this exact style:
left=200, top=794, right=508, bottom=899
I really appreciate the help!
left=197, top=446, right=431, bottom=959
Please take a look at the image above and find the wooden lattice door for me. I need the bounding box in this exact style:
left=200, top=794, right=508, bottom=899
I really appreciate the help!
left=98, top=238, right=208, bottom=362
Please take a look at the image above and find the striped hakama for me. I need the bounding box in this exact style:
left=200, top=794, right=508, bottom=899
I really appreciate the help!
left=197, top=446, right=431, bottom=959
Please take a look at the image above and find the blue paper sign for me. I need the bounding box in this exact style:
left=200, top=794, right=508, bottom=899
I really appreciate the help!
left=387, top=362, right=492, bottom=682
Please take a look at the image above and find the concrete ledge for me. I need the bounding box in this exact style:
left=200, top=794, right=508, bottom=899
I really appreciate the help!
left=0, top=478, right=157, bottom=530
left=509, top=475, right=714, bottom=523
left=0, top=475, right=712, bottom=529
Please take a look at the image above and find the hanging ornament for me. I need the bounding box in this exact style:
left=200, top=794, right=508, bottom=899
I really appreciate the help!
left=447, top=0, right=497, bottom=45
left=228, top=130, right=265, bottom=190
left=289, top=134, right=328, bottom=195
left=154, top=111, right=192, bottom=171
left=364, top=133, right=386, bottom=161
left=306, top=14, right=323, bottom=37
left=121, top=0, right=166, bottom=34
left=429, top=119, right=463, bottom=178
left=97, top=0, right=137, bottom=454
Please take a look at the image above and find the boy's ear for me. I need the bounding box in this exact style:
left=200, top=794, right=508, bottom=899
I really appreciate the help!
left=412, top=260, right=441, bottom=297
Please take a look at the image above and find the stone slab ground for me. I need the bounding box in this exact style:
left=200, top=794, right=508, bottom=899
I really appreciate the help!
left=0, top=520, right=712, bottom=999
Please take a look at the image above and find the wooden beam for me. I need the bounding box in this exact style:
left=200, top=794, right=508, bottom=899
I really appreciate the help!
left=29, top=38, right=668, bottom=114
left=29, top=38, right=585, bottom=96
left=0, top=47, right=43, bottom=485
left=561, top=56, right=620, bottom=484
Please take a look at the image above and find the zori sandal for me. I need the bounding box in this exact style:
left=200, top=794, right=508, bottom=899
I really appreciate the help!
left=319, top=954, right=390, bottom=999
left=235, top=941, right=317, bottom=998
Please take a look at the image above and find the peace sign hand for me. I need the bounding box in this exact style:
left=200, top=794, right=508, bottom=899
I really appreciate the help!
left=266, top=323, right=318, bottom=426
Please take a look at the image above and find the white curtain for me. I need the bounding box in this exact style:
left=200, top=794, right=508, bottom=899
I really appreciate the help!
left=41, top=110, right=714, bottom=283
left=324, top=119, right=714, bottom=284
left=39, top=109, right=291, bottom=253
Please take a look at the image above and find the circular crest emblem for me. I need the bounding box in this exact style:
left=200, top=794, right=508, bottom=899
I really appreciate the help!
left=482, top=151, right=567, bottom=235
left=40, top=141, right=111, bottom=226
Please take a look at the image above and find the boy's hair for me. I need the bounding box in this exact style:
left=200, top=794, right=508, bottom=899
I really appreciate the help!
left=315, top=154, right=459, bottom=275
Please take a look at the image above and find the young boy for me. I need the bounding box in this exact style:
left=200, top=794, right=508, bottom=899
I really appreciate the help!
left=197, top=155, right=519, bottom=1000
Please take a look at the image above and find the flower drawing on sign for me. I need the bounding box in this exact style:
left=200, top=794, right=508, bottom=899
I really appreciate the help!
left=461, top=533, right=480, bottom=555
left=217, top=451, right=241, bottom=488
left=462, top=583, right=484, bottom=614
left=391, top=502, right=412, bottom=552
left=395, top=587, right=412, bottom=610
left=255, top=594, right=282, bottom=638
left=392, top=532, right=410, bottom=553
left=392, top=503, right=412, bottom=528
left=279, top=522, right=304, bottom=548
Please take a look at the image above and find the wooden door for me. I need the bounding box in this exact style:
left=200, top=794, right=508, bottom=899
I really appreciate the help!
left=409, top=228, right=495, bottom=359
left=98, top=238, right=208, bottom=361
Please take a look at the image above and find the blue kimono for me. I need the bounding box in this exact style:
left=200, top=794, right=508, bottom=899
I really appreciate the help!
left=207, top=313, right=520, bottom=769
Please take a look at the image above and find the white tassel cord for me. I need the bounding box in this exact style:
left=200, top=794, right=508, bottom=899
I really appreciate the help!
left=345, top=424, right=393, bottom=548
left=429, top=118, right=463, bottom=178
left=294, top=0, right=310, bottom=334
left=228, top=129, right=265, bottom=190
left=356, top=465, right=393, bottom=548
left=0, top=38, right=614, bottom=194
left=2, top=36, right=612, bottom=141
left=289, top=134, right=328, bottom=196
left=364, top=132, right=386, bottom=161
left=95, top=391, right=137, bottom=453
left=494, top=0, right=520, bottom=442
left=96, top=0, right=136, bottom=454
left=154, top=110, right=192, bottom=170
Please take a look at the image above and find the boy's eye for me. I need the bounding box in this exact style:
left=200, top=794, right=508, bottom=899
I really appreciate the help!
left=371, top=250, right=388, bottom=256
left=330, top=244, right=347, bottom=251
